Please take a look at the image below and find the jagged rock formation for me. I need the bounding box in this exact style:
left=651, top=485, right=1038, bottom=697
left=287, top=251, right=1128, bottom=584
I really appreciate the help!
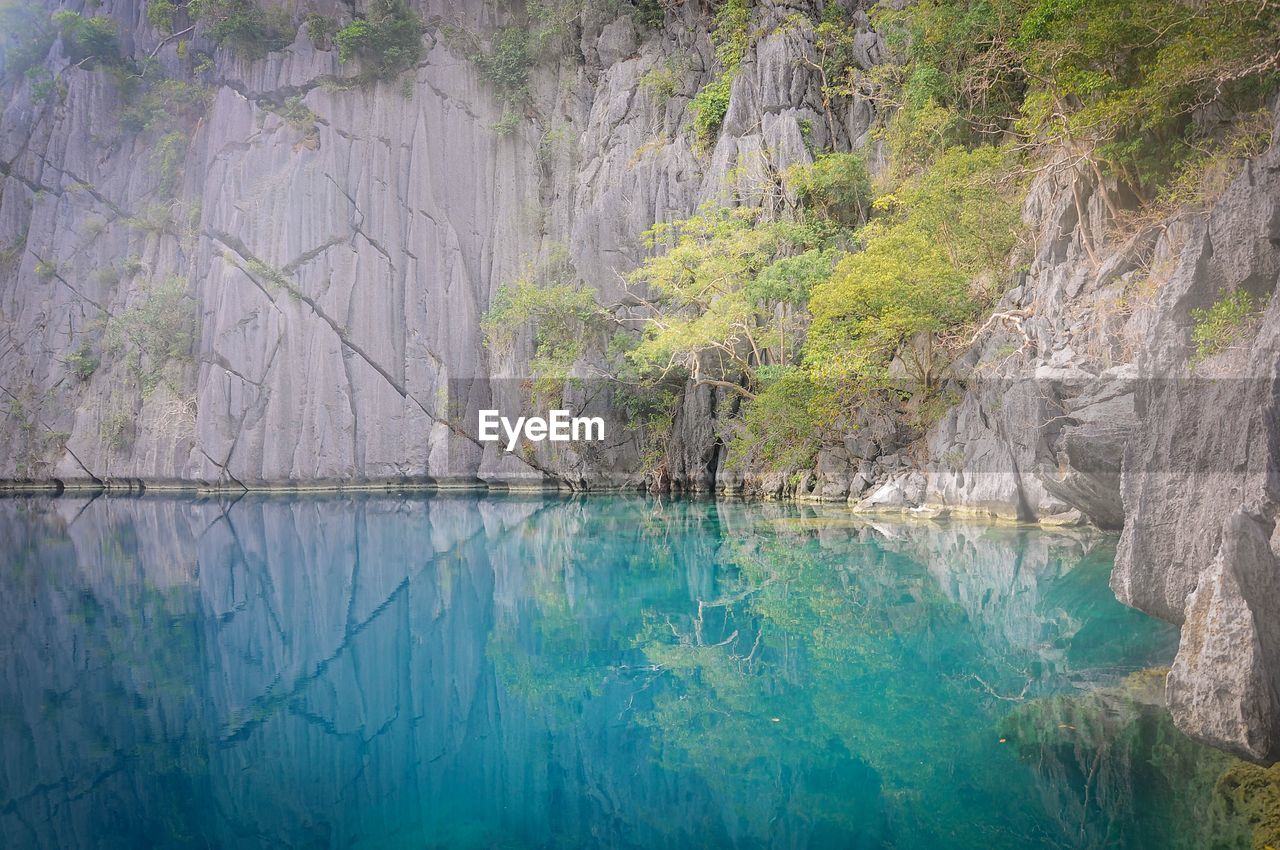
left=0, top=0, right=879, bottom=489
left=1, top=1, right=1278, bottom=763
left=856, top=111, right=1280, bottom=763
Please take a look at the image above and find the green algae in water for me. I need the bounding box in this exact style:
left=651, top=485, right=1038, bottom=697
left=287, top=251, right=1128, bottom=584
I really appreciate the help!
left=0, top=494, right=1263, bottom=848
left=1217, top=762, right=1280, bottom=850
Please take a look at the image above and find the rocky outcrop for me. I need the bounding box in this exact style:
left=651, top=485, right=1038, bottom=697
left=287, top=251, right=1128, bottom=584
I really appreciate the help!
left=0, top=0, right=879, bottom=490
left=867, top=112, right=1280, bottom=760
left=1112, top=135, right=1280, bottom=762
left=2, top=0, right=1279, bottom=764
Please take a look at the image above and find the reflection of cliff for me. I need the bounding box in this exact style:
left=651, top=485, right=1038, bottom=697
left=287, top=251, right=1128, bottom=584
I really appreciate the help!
left=0, top=495, right=1219, bottom=848
left=1003, top=670, right=1259, bottom=849
left=0, top=494, right=745, bottom=847
left=0, top=498, right=212, bottom=848
left=860, top=521, right=1179, bottom=683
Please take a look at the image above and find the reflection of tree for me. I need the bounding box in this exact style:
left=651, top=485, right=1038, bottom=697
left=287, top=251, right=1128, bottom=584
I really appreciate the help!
left=478, top=503, right=1239, bottom=847
left=3, top=495, right=1257, bottom=849
left=621, top=522, right=1240, bottom=848
left=485, top=498, right=710, bottom=727
left=631, top=530, right=1046, bottom=847
left=1004, top=670, right=1255, bottom=849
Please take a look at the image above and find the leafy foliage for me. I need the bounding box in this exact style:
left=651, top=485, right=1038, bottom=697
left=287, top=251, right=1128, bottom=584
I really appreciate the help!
left=807, top=228, right=972, bottom=387
left=786, top=152, right=871, bottom=228
left=626, top=207, right=833, bottom=393
left=64, top=341, right=100, bottom=381
left=877, top=145, right=1022, bottom=278
left=335, top=0, right=422, bottom=81
left=874, top=0, right=1280, bottom=198
left=52, top=11, right=124, bottom=66
left=629, top=0, right=668, bottom=31
left=640, top=60, right=682, bottom=103
left=190, top=0, right=292, bottom=59
left=265, top=94, right=318, bottom=133
left=806, top=144, right=1019, bottom=389
left=1215, top=761, right=1280, bottom=850
left=1157, top=106, right=1275, bottom=210
left=470, top=26, right=531, bottom=114
left=304, top=13, right=336, bottom=50
left=117, top=78, right=209, bottom=132
left=104, top=276, right=196, bottom=396
left=689, top=0, right=749, bottom=148
left=147, top=0, right=178, bottom=33
left=114, top=77, right=210, bottom=198
left=1190, top=290, right=1260, bottom=363
left=452, top=1, right=587, bottom=133
left=151, top=131, right=189, bottom=196
left=34, top=259, right=58, bottom=281
left=726, top=366, right=829, bottom=471
left=482, top=251, right=605, bottom=402
left=689, top=76, right=732, bottom=148
left=1015, top=0, right=1278, bottom=194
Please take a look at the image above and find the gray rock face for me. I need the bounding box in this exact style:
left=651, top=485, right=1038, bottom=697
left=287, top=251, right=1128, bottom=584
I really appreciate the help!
left=1109, top=134, right=1280, bottom=760
left=0, top=0, right=876, bottom=490
left=1166, top=509, right=1280, bottom=763
left=902, top=113, right=1280, bottom=760
left=3, top=0, right=1280, bottom=763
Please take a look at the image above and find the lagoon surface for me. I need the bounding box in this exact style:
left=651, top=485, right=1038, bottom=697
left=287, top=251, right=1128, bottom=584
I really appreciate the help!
left=0, top=494, right=1252, bottom=848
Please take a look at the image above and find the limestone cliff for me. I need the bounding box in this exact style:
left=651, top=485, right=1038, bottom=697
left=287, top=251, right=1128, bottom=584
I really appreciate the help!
left=1, top=0, right=1278, bottom=763
left=0, top=0, right=879, bottom=490
left=843, top=103, right=1280, bottom=762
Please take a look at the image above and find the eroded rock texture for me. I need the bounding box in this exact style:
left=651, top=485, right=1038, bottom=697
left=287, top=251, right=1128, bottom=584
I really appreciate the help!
left=0, top=0, right=879, bottom=489
left=2, top=1, right=1279, bottom=763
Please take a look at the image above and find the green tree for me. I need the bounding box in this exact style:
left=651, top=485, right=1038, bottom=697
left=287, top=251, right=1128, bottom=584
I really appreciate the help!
left=726, top=365, right=831, bottom=472
left=482, top=251, right=605, bottom=403
left=805, top=144, right=1020, bottom=390
left=52, top=11, right=123, bottom=66
left=807, top=226, right=972, bottom=389
left=335, top=0, right=422, bottom=81
left=626, top=207, right=834, bottom=398
left=785, top=151, right=872, bottom=228
left=189, top=0, right=292, bottom=58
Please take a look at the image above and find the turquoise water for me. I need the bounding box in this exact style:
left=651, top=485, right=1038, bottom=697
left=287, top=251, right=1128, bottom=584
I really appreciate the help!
left=0, top=493, right=1236, bottom=849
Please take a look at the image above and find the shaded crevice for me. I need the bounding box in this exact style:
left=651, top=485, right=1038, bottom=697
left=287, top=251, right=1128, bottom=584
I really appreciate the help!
left=198, top=447, right=248, bottom=491
left=282, top=235, right=350, bottom=274
left=340, top=345, right=364, bottom=476
left=31, top=155, right=136, bottom=222
left=208, top=353, right=266, bottom=388
left=352, top=226, right=397, bottom=272
left=40, top=264, right=115, bottom=317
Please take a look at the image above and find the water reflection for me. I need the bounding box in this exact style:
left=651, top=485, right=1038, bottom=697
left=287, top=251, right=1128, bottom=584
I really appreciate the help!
left=0, top=494, right=1243, bottom=848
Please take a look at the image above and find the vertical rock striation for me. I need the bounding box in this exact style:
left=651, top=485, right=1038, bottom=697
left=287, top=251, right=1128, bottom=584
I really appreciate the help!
left=0, top=0, right=880, bottom=489
left=1, top=0, right=1279, bottom=763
